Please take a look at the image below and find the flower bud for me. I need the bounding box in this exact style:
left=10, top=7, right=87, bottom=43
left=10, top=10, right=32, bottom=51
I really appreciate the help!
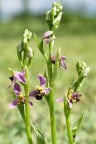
left=23, top=29, right=32, bottom=42
left=27, top=47, right=33, bottom=59
left=51, top=7, right=56, bottom=17
left=52, top=12, right=62, bottom=31
left=76, top=61, right=86, bottom=76
left=52, top=2, right=63, bottom=14
left=46, top=10, right=51, bottom=21
left=27, top=31, right=32, bottom=42
left=82, top=67, right=90, bottom=77
left=17, top=44, right=23, bottom=52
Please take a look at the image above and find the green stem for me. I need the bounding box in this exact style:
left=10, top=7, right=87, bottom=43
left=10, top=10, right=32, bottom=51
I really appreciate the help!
left=66, top=110, right=74, bottom=144
left=49, top=84, right=57, bottom=144
left=47, top=42, right=57, bottom=144
left=24, top=66, right=33, bottom=144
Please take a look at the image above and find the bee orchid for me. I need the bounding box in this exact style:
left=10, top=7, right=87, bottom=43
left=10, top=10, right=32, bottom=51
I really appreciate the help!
left=9, top=83, right=33, bottom=108
left=29, top=75, right=52, bottom=100
left=8, top=70, right=27, bottom=88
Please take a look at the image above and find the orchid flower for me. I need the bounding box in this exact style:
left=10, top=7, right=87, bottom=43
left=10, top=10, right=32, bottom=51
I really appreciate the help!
left=55, top=89, right=82, bottom=108
left=29, top=75, right=52, bottom=100
left=42, top=31, right=55, bottom=43
left=8, top=70, right=27, bottom=88
left=9, top=83, right=33, bottom=108
left=51, top=54, right=67, bottom=69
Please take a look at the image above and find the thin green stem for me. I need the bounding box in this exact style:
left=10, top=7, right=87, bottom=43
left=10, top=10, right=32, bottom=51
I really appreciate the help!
left=24, top=66, right=33, bottom=144
left=66, top=111, right=74, bottom=144
left=49, top=84, right=57, bottom=144
left=47, top=42, right=57, bottom=144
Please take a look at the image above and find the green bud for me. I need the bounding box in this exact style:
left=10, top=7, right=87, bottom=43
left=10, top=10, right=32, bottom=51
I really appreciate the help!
left=51, top=7, right=56, bottom=17
left=23, top=29, right=29, bottom=38
left=27, top=47, right=33, bottom=59
left=23, top=29, right=32, bottom=42
left=27, top=31, right=32, bottom=42
left=76, top=61, right=87, bottom=76
left=52, top=12, right=62, bottom=31
left=52, top=2, right=63, bottom=14
left=17, top=44, right=23, bottom=52
left=82, top=67, right=90, bottom=77
left=17, top=44, right=22, bottom=63
left=46, top=10, right=51, bottom=21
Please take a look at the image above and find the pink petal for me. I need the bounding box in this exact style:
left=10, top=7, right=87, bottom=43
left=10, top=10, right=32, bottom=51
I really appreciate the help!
left=38, top=75, right=46, bottom=87
left=29, top=90, right=37, bottom=97
left=14, top=83, right=21, bottom=95
left=9, top=98, right=18, bottom=109
left=55, top=98, right=64, bottom=102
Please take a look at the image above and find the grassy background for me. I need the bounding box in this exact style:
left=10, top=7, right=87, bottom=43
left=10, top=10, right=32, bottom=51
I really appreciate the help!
left=0, top=17, right=96, bottom=144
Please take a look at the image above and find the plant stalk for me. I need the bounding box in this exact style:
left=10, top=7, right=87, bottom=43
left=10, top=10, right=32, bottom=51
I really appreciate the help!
left=66, top=111, right=74, bottom=144
left=24, top=66, right=33, bottom=144
left=47, top=42, right=57, bottom=144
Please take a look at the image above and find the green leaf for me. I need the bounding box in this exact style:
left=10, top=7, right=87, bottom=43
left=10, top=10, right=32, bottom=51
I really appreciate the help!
left=72, top=113, right=84, bottom=142
left=32, top=124, right=46, bottom=144
left=34, top=33, right=40, bottom=47
left=34, top=33, right=47, bottom=60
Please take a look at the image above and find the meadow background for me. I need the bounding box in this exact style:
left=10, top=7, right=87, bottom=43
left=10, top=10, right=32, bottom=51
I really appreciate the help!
left=0, top=3, right=96, bottom=144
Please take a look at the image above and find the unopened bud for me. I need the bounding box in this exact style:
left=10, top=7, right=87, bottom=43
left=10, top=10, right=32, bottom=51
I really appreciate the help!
left=52, top=12, right=62, bottom=31
left=46, top=10, right=51, bottom=21
left=27, top=47, right=33, bottom=59
left=17, top=44, right=23, bottom=52
left=27, top=31, right=32, bottom=42
left=51, top=7, right=56, bottom=17
left=76, top=61, right=86, bottom=76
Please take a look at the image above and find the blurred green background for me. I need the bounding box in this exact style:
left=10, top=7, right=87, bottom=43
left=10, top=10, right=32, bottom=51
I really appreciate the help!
left=0, top=0, right=96, bottom=144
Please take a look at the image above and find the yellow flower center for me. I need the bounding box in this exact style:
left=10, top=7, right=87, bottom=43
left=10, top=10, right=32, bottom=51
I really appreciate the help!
left=36, top=86, right=43, bottom=91
left=18, top=92, right=26, bottom=105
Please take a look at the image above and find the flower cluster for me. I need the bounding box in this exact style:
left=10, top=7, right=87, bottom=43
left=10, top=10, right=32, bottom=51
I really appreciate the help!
left=8, top=72, right=51, bottom=108
left=46, top=2, right=63, bottom=31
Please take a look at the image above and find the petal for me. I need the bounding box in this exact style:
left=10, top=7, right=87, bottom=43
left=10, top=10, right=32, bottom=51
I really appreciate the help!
left=43, top=87, right=52, bottom=95
left=72, top=93, right=82, bottom=98
left=9, top=98, right=18, bottom=109
left=29, top=90, right=37, bottom=97
left=60, top=55, right=67, bottom=60
left=38, top=75, right=46, bottom=87
left=60, top=60, right=67, bottom=69
left=7, top=83, right=13, bottom=88
left=14, top=71, right=27, bottom=84
left=43, top=37, right=55, bottom=44
left=42, top=31, right=53, bottom=39
left=55, top=98, right=64, bottom=102
left=14, top=83, right=21, bottom=95
left=7, top=78, right=16, bottom=88
left=29, top=100, right=33, bottom=106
